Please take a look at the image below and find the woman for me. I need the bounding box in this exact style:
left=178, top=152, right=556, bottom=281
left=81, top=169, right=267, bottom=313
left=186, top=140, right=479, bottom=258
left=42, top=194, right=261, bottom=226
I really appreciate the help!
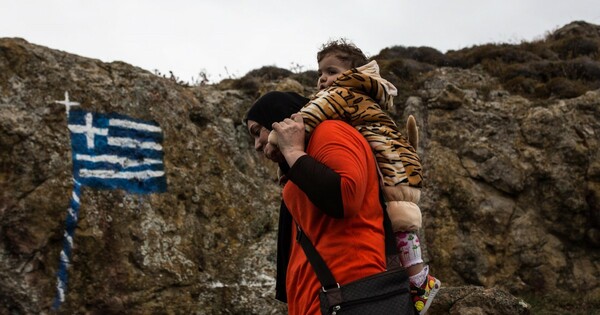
left=245, top=91, right=387, bottom=315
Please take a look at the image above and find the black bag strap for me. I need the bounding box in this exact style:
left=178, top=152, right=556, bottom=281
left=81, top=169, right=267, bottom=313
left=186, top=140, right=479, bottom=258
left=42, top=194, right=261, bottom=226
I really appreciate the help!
left=381, top=194, right=402, bottom=269
left=295, top=223, right=338, bottom=290
left=295, top=193, right=401, bottom=290
left=382, top=206, right=402, bottom=269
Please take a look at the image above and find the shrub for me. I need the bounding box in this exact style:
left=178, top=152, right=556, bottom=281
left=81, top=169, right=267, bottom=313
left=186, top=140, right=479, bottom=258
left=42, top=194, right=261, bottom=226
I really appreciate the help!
left=291, top=70, right=318, bottom=87
left=244, top=66, right=293, bottom=81
left=520, top=41, right=560, bottom=61
left=529, top=61, right=567, bottom=81
left=230, top=76, right=261, bottom=92
left=373, top=46, right=447, bottom=66
left=447, top=44, right=542, bottom=69
left=552, top=36, right=600, bottom=59
left=564, top=57, right=600, bottom=80
left=504, top=76, right=539, bottom=96
left=497, top=63, right=543, bottom=81
left=542, top=77, right=588, bottom=98
left=379, top=59, right=435, bottom=82
left=374, top=46, right=413, bottom=60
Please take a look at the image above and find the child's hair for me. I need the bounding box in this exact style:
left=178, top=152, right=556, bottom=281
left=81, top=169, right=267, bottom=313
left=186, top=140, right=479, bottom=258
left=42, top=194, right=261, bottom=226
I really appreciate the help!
left=317, top=38, right=368, bottom=69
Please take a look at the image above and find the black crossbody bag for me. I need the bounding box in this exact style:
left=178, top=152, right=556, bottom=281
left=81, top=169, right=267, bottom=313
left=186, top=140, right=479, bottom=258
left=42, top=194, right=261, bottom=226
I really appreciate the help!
left=295, top=205, right=415, bottom=315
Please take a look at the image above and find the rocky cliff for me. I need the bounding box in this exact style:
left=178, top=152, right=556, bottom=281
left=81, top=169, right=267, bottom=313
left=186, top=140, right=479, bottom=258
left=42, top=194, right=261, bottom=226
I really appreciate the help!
left=0, top=37, right=284, bottom=314
left=1, top=21, right=599, bottom=314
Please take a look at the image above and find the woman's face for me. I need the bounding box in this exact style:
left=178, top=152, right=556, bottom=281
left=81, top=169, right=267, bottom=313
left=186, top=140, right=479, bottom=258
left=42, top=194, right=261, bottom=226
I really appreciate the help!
left=247, top=119, right=283, bottom=162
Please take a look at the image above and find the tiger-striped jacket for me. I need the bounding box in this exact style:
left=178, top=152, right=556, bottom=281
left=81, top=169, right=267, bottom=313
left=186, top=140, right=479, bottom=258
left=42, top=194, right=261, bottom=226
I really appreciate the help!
left=300, top=61, right=423, bottom=189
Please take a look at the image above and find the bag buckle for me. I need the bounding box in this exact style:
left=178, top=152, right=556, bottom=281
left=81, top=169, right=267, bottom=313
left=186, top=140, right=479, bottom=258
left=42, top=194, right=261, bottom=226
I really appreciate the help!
left=321, top=283, right=340, bottom=293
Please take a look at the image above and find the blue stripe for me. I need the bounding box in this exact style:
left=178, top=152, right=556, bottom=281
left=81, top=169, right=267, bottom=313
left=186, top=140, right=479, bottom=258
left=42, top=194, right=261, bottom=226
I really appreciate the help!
left=68, top=110, right=88, bottom=124
left=69, top=131, right=164, bottom=151
left=62, top=239, right=72, bottom=258
left=74, top=161, right=164, bottom=173
left=65, top=211, right=78, bottom=231
left=108, top=128, right=163, bottom=142
left=70, top=137, right=164, bottom=159
left=53, top=180, right=82, bottom=310
left=95, top=136, right=162, bottom=153
left=94, top=115, right=109, bottom=129
left=77, top=177, right=166, bottom=194
left=69, top=198, right=79, bottom=210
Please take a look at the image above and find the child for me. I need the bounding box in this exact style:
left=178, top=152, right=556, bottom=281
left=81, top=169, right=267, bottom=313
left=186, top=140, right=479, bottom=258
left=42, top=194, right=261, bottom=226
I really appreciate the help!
left=269, top=39, right=440, bottom=314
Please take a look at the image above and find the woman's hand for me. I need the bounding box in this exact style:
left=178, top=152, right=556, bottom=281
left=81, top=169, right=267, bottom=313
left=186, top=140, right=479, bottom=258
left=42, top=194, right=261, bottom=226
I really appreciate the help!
left=271, top=113, right=307, bottom=167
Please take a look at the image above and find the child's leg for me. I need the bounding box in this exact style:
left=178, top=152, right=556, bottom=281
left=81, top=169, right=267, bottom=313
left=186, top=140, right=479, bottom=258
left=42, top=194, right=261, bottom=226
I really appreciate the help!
left=394, top=231, right=428, bottom=287
left=395, top=231, right=423, bottom=268
left=396, top=231, right=441, bottom=314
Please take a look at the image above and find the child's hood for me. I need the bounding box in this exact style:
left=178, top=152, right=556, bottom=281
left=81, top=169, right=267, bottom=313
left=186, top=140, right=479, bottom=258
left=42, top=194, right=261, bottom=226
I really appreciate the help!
left=356, top=60, right=398, bottom=110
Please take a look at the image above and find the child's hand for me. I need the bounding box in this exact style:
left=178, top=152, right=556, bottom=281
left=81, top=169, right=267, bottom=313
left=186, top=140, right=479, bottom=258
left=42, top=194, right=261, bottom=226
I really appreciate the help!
left=264, top=142, right=284, bottom=163
left=267, top=130, right=279, bottom=146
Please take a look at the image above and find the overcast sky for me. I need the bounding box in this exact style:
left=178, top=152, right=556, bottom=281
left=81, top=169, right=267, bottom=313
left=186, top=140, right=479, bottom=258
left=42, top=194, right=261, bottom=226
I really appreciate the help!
left=2, top=0, right=600, bottom=84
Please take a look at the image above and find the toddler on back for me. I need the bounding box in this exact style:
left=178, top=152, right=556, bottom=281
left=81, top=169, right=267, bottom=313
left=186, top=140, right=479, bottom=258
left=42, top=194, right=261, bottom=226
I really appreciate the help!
left=271, top=39, right=441, bottom=314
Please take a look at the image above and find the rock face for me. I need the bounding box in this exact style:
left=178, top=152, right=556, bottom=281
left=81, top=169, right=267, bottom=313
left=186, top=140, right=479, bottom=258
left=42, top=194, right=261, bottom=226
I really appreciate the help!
left=1, top=38, right=284, bottom=314
left=1, top=24, right=599, bottom=314
left=415, top=67, right=600, bottom=296
left=412, top=67, right=600, bottom=313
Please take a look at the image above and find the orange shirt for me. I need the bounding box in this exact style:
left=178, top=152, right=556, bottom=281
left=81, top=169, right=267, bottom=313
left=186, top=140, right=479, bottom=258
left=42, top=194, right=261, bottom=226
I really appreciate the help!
left=282, top=120, right=386, bottom=315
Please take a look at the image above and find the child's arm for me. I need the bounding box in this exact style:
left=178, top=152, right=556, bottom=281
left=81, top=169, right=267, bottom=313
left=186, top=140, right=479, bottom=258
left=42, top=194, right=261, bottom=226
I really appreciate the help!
left=269, top=89, right=350, bottom=147
left=299, top=88, right=355, bottom=135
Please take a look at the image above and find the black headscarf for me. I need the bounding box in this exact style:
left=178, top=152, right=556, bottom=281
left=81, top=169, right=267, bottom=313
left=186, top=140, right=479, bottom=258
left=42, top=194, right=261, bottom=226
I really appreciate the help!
left=245, top=91, right=308, bottom=131
left=245, top=91, right=309, bottom=303
left=246, top=91, right=309, bottom=175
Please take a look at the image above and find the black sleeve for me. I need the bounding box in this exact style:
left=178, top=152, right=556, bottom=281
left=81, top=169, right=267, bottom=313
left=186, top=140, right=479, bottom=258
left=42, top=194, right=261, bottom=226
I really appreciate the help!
left=286, top=155, right=344, bottom=218
left=275, top=201, right=292, bottom=302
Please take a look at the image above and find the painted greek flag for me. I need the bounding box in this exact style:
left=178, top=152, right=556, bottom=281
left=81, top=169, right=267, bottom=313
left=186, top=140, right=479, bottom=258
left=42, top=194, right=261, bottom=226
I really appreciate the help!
left=53, top=107, right=166, bottom=309
left=67, top=109, right=166, bottom=193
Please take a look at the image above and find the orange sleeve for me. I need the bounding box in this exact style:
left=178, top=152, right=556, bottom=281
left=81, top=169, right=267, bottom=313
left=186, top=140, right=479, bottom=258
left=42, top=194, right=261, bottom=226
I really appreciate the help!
left=307, top=120, right=372, bottom=217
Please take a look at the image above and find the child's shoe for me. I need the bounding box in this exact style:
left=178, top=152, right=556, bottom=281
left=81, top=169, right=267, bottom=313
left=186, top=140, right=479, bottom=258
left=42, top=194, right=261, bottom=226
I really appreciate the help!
left=411, top=274, right=441, bottom=315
